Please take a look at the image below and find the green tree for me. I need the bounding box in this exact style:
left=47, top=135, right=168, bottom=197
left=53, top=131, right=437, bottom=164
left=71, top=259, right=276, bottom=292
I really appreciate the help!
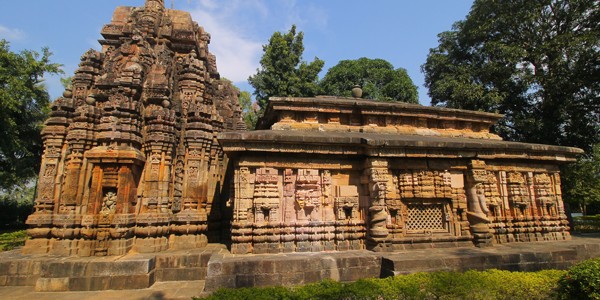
left=60, top=76, right=72, bottom=89
left=238, top=90, right=258, bottom=129
left=320, top=57, right=419, bottom=103
left=562, top=144, right=600, bottom=215
left=422, top=0, right=599, bottom=151
left=0, top=40, right=62, bottom=190
left=248, top=25, right=324, bottom=112
left=0, top=181, right=35, bottom=228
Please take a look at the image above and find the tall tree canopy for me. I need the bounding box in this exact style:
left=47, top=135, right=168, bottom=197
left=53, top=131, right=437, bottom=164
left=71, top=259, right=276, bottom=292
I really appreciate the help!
left=562, top=144, right=600, bottom=214
left=0, top=40, right=62, bottom=190
left=238, top=90, right=258, bottom=130
left=422, top=0, right=599, bottom=151
left=248, top=25, right=324, bottom=112
left=320, top=57, right=419, bottom=103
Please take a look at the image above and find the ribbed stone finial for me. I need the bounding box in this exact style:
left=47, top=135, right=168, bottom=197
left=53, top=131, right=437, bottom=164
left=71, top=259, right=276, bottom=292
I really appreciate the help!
left=351, top=85, right=363, bottom=98
left=145, top=0, right=165, bottom=8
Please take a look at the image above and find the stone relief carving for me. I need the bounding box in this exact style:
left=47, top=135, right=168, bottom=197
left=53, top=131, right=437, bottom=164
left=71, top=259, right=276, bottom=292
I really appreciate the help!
left=24, top=0, right=245, bottom=256
left=101, top=191, right=117, bottom=214
left=507, top=172, right=530, bottom=212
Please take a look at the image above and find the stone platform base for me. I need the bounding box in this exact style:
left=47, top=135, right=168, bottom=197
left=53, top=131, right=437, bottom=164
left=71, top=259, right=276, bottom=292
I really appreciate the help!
left=1, top=234, right=600, bottom=294
left=0, top=244, right=223, bottom=292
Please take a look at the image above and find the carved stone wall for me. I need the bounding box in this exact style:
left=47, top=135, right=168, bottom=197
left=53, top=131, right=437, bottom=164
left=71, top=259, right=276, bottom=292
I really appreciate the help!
left=231, top=164, right=366, bottom=254
left=24, top=0, right=245, bottom=256
left=486, top=168, right=569, bottom=244
left=226, top=155, right=572, bottom=254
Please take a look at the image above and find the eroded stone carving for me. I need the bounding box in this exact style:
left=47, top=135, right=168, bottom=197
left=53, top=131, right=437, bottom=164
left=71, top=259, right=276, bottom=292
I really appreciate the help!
left=24, top=0, right=244, bottom=256
left=221, top=96, right=579, bottom=253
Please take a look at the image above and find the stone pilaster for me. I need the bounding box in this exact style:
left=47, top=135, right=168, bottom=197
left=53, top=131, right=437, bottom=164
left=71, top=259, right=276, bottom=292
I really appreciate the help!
left=364, top=159, right=391, bottom=251
left=466, top=160, right=493, bottom=247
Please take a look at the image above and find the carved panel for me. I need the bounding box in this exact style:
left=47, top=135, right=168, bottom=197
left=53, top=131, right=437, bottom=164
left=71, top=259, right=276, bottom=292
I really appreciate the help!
left=507, top=172, right=530, bottom=210
left=253, top=168, right=280, bottom=222
left=334, top=185, right=360, bottom=220
left=534, top=173, right=557, bottom=216
left=396, top=170, right=452, bottom=199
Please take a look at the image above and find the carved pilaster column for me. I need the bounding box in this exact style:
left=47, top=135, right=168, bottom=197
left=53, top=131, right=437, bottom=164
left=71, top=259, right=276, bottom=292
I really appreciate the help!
left=23, top=94, right=75, bottom=254
left=365, top=159, right=391, bottom=251
left=466, top=160, right=493, bottom=247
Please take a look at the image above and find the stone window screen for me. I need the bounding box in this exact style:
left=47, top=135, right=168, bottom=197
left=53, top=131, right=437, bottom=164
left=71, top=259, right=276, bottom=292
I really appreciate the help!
left=405, top=201, right=449, bottom=234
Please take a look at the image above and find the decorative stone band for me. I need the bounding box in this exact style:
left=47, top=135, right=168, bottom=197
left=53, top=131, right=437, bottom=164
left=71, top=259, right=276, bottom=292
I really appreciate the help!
left=257, top=96, right=504, bottom=140
left=84, top=146, right=147, bottom=165
left=218, top=130, right=583, bottom=163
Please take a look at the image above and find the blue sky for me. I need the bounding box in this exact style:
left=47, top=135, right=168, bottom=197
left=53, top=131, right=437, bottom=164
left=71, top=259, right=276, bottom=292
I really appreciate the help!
left=0, top=0, right=473, bottom=105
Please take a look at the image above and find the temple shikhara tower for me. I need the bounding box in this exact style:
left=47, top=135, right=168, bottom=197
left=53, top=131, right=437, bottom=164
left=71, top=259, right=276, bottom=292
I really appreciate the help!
left=24, top=0, right=582, bottom=257
left=24, top=0, right=245, bottom=256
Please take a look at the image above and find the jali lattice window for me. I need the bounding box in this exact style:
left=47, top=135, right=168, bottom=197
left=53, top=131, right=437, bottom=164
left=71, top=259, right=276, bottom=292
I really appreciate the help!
left=405, top=202, right=448, bottom=233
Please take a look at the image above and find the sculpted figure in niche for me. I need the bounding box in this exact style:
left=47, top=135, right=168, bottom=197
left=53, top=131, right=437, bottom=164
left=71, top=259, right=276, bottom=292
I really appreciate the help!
left=101, top=192, right=117, bottom=214
left=507, top=172, right=530, bottom=214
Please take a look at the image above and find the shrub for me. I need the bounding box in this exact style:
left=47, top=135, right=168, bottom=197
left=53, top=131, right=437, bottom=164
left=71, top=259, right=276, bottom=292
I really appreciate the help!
left=478, top=269, right=564, bottom=300
left=293, top=280, right=351, bottom=300
left=0, top=230, right=28, bottom=251
left=573, top=215, right=600, bottom=233
left=558, top=257, right=600, bottom=300
left=196, top=269, right=565, bottom=300
left=0, top=182, right=35, bottom=229
left=386, top=269, right=563, bottom=300
left=202, top=286, right=293, bottom=300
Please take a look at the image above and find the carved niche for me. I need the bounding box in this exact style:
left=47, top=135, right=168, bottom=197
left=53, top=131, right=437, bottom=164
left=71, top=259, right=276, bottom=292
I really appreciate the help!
left=534, top=173, right=557, bottom=217
left=507, top=172, right=530, bottom=216
left=396, top=170, right=454, bottom=234
left=295, top=169, right=322, bottom=221
left=334, top=185, right=360, bottom=220
left=253, top=168, right=280, bottom=223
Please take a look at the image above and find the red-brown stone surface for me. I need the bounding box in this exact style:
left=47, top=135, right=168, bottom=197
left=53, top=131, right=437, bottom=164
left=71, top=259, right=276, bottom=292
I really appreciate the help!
left=24, top=0, right=245, bottom=256
left=24, top=0, right=583, bottom=257
left=219, top=96, right=583, bottom=254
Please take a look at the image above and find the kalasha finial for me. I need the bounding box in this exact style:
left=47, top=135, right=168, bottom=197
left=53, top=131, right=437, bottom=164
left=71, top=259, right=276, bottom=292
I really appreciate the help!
left=145, top=0, right=165, bottom=9
left=351, top=85, right=363, bottom=98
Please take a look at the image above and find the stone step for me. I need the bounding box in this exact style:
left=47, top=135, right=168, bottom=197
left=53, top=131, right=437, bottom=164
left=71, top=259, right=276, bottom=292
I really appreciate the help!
left=0, top=244, right=225, bottom=292
left=0, top=280, right=206, bottom=300
left=204, top=250, right=382, bottom=292
left=1, top=236, right=600, bottom=294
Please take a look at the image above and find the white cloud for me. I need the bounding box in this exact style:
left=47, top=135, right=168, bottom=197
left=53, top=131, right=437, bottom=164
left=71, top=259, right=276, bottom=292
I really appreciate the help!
left=189, top=2, right=264, bottom=83
left=198, top=0, right=217, bottom=10
left=0, top=25, right=25, bottom=41
left=276, top=0, right=328, bottom=31
left=186, top=0, right=328, bottom=83
left=305, top=3, right=328, bottom=29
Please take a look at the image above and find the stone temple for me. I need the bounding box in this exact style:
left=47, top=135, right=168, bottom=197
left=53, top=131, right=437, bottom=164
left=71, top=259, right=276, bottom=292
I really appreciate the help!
left=24, top=0, right=245, bottom=256
left=24, top=0, right=582, bottom=258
